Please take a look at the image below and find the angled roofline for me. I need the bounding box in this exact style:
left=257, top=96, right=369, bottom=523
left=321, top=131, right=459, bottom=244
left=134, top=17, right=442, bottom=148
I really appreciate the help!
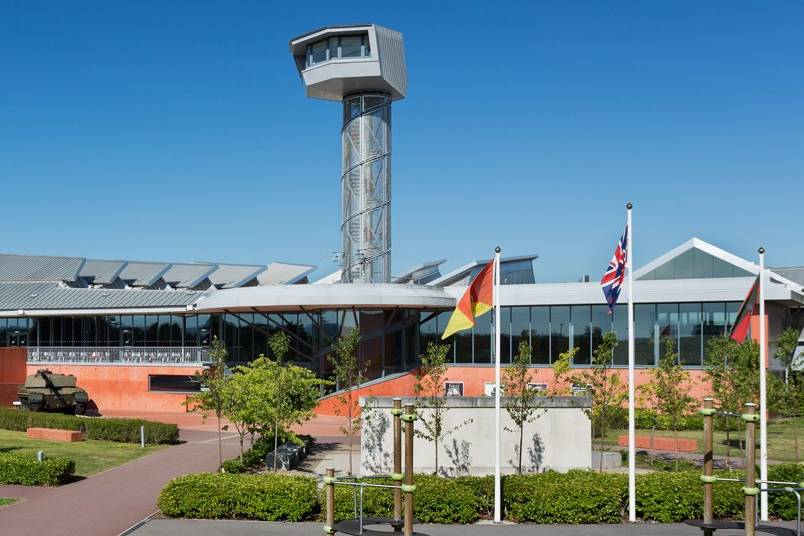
left=393, top=258, right=447, bottom=283
left=162, top=263, right=219, bottom=288
left=427, top=254, right=539, bottom=287
left=120, top=262, right=173, bottom=287
left=289, top=23, right=374, bottom=46
left=632, top=237, right=760, bottom=280
left=81, top=259, right=128, bottom=285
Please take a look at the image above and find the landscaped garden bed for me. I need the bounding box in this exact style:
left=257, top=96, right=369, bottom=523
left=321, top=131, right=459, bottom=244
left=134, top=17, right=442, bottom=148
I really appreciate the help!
left=158, top=464, right=804, bottom=523
left=0, top=429, right=167, bottom=478
left=0, top=407, right=179, bottom=444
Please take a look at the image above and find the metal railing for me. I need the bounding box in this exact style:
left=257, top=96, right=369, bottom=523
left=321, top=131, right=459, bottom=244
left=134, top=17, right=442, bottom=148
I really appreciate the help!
left=27, top=346, right=209, bottom=365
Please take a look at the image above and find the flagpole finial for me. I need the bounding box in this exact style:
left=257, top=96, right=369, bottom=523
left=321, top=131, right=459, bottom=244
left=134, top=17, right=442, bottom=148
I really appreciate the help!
left=626, top=202, right=633, bottom=210
left=758, top=247, right=765, bottom=255
left=495, top=246, right=501, bottom=254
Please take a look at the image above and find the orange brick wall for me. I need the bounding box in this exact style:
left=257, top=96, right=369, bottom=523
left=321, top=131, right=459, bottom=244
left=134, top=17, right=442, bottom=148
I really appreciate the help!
left=0, top=348, right=27, bottom=407
left=25, top=363, right=202, bottom=413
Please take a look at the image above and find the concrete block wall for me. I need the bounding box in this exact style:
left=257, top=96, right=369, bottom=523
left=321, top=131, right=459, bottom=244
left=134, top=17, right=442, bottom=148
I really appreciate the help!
left=360, top=396, right=592, bottom=476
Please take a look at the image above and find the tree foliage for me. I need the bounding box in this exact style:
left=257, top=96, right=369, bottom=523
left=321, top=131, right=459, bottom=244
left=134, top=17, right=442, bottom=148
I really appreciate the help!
left=186, top=336, right=229, bottom=469
left=503, top=341, right=542, bottom=474
left=705, top=335, right=760, bottom=465
left=768, top=327, right=804, bottom=463
left=642, top=338, right=697, bottom=470
left=415, top=341, right=472, bottom=475
left=571, top=332, right=625, bottom=472
left=327, top=329, right=366, bottom=475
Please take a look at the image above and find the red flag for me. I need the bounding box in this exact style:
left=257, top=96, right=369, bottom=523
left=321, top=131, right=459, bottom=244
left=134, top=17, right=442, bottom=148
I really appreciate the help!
left=730, top=276, right=759, bottom=343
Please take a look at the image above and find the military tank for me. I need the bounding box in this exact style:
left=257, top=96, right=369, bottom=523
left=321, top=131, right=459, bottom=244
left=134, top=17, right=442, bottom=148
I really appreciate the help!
left=17, top=370, right=89, bottom=415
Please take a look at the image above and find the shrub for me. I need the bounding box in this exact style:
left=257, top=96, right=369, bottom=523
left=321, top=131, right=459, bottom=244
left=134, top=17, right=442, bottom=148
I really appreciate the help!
left=159, top=473, right=318, bottom=521
left=220, top=432, right=309, bottom=473
left=323, top=475, right=482, bottom=524
left=0, top=407, right=178, bottom=444
left=636, top=470, right=743, bottom=522
left=0, top=452, right=75, bottom=486
left=504, top=470, right=627, bottom=523
left=768, top=464, right=804, bottom=520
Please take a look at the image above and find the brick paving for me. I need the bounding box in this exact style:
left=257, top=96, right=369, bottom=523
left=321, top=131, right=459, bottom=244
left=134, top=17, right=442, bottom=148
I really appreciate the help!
left=0, top=428, right=241, bottom=536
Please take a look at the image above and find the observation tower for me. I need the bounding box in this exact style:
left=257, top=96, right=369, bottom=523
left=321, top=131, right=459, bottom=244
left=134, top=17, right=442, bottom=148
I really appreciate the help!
left=290, top=24, right=407, bottom=283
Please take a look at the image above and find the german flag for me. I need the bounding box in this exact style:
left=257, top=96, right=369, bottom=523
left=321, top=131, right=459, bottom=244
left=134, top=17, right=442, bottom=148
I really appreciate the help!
left=730, top=275, right=759, bottom=343
left=442, top=259, right=494, bottom=339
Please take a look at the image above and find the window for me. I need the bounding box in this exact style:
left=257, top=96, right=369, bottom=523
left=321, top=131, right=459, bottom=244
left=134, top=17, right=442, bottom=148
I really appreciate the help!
left=550, top=306, right=570, bottom=363
left=473, top=314, right=492, bottom=364
left=634, top=304, right=656, bottom=366
left=305, top=34, right=371, bottom=67
left=531, top=307, right=550, bottom=365
left=679, top=303, right=702, bottom=366
left=149, top=375, right=201, bottom=393
left=571, top=306, right=591, bottom=365
left=510, top=307, right=530, bottom=364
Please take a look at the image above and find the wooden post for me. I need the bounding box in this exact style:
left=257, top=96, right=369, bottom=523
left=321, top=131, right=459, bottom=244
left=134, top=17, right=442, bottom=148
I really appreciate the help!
left=325, top=468, right=336, bottom=536
left=392, top=398, right=403, bottom=529
left=403, top=403, right=415, bottom=536
left=702, top=397, right=715, bottom=526
left=744, top=403, right=758, bottom=536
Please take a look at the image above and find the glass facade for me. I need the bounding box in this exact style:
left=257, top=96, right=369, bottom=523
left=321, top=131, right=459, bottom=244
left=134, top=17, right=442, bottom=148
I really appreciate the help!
left=0, top=302, right=741, bottom=379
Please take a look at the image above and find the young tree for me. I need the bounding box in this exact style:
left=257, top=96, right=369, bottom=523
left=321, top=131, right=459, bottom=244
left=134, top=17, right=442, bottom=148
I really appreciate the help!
left=186, top=337, right=228, bottom=469
left=705, top=335, right=760, bottom=466
left=550, top=347, right=577, bottom=396
left=768, top=327, right=803, bottom=462
left=267, top=331, right=291, bottom=470
left=327, top=329, right=366, bottom=475
left=572, top=332, right=625, bottom=472
left=414, top=341, right=472, bottom=475
left=503, top=341, right=542, bottom=474
left=219, top=369, right=253, bottom=460
left=643, top=338, right=697, bottom=470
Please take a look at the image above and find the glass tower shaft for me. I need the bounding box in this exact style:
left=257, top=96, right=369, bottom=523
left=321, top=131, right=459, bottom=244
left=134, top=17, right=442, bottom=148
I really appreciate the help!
left=341, top=94, right=392, bottom=283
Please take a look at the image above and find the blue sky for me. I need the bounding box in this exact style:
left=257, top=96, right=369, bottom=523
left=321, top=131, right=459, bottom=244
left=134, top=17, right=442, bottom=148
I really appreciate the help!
left=1, top=1, right=802, bottom=282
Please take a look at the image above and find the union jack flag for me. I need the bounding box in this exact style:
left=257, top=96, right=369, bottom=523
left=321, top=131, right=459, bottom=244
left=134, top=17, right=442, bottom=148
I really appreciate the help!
left=601, top=225, right=629, bottom=314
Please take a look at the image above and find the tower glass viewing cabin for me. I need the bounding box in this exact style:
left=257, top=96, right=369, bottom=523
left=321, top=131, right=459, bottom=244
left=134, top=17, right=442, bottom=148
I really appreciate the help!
left=290, top=24, right=407, bottom=284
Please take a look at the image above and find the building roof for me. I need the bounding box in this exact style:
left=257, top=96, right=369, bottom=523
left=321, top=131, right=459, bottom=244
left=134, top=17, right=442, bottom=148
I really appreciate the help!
left=313, top=270, right=342, bottom=285
left=0, top=281, right=201, bottom=313
left=0, top=254, right=85, bottom=282
left=633, top=237, right=757, bottom=281
left=772, top=267, right=804, bottom=287
left=118, top=261, right=171, bottom=287
left=393, top=259, right=447, bottom=285
left=427, top=254, right=538, bottom=287
left=162, top=263, right=218, bottom=289
left=79, top=259, right=126, bottom=285
left=257, top=262, right=317, bottom=285
left=206, top=264, right=266, bottom=289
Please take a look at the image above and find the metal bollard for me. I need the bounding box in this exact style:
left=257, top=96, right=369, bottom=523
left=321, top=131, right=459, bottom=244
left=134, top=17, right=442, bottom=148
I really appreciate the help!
left=140, top=425, right=145, bottom=448
left=36, top=451, right=45, bottom=462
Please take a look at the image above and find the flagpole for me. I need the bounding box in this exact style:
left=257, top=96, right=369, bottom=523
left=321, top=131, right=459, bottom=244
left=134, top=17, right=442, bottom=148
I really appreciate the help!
left=626, top=202, right=636, bottom=523
left=758, top=247, right=768, bottom=521
left=493, top=246, right=502, bottom=524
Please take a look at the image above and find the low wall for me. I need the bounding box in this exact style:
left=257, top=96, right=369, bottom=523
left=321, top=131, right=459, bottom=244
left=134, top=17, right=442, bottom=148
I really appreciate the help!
left=360, top=396, right=592, bottom=476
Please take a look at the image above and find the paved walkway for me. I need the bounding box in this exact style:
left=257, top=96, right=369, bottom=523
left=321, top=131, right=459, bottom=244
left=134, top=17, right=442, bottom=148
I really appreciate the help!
left=130, top=519, right=799, bottom=536
left=0, top=429, right=241, bottom=536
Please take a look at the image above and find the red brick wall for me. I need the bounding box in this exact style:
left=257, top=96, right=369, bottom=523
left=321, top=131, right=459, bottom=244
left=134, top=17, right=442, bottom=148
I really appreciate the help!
left=0, top=348, right=27, bottom=407
left=25, top=363, right=202, bottom=413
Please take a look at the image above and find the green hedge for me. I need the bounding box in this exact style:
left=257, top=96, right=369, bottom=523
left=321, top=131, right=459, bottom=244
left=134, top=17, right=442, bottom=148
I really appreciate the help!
left=158, top=473, right=318, bottom=521
left=160, top=468, right=804, bottom=523
left=0, top=407, right=178, bottom=444
left=505, top=470, right=627, bottom=523
left=0, top=452, right=75, bottom=486
left=220, top=432, right=309, bottom=473
left=768, top=464, right=804, bottom=520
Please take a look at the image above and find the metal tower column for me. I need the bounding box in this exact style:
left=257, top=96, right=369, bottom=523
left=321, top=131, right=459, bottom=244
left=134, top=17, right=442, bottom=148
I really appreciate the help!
left=341, top=93, right=391, bottom=283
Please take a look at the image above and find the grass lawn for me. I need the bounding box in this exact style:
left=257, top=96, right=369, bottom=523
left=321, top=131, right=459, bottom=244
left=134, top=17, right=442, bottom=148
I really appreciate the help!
left=0, top=497, right=18, bottom=507
left=600, top=417, right=804, bottom=464
left=0, top=429, right=167, bottom=478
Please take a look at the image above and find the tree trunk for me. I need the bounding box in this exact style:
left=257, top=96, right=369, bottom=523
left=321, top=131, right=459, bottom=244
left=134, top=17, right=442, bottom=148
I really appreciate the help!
left=518, top=425, right=524, bottom=475
left=794, top=414, right=800, bottom=464
left=649, top=425, right=656, bottom=467
left=217, top=412, right=223, bottom=471
left=273, top=419, right=279, bottom=471
left=674, top=424, right=679, bottom=472
left=434, top=436, right=439, bottom=476
left=239, top=434, right=244, bottom=462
